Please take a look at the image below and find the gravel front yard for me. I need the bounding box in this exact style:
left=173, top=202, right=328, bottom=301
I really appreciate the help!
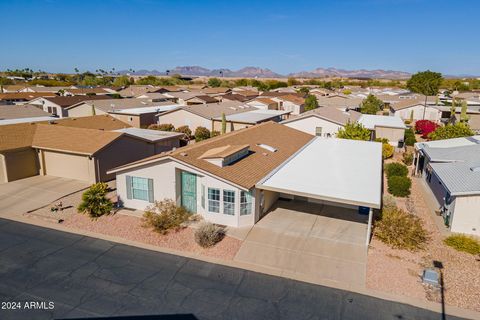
left=26, top=190, right=242, bottom=261
left=367, top=167, right=480, bottom=312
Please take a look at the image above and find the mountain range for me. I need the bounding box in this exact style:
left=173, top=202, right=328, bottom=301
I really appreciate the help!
left=117, top=66, right=413, bottom=79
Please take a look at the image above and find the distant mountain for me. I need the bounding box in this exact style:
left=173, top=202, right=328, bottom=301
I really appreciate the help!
left=288, top=67, right=411, bottom=79
left=118, top=66, right=411, bottom=79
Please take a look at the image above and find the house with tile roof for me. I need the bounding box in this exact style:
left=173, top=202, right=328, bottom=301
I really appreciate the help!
left=29, top=95, right=111, bottom=118
left=414, top=136, right=480, bottom=236
left=0, top=115, right=183, bottom=183
left=108, top=122, right=382, bottom=233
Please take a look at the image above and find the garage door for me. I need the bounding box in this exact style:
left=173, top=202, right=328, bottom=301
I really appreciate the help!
left=43, top=151, right=93, bottom=182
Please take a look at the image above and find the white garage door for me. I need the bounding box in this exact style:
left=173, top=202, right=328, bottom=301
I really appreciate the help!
left=43, top=151, right=93, bottom=182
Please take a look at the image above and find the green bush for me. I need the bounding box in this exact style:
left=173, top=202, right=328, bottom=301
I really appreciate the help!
left=175, top=125, right=192, bottom=139
left=149, top=123, right=175, bottom=132
left=404, top=128, right=416, bottom=146
left=444, top=234, right=480, bottom=255
left=388, top=176, right=412, bottom=197
left=382, top=143, right=394, bottom=159
left=195, top=126, right=211, bottom=142
left=375, top=207, right=429, bottom=251
left=77, top=183, right=113, bottom=218
left=194, top=222, right=226, bottom=248
left=402, top=152, right=414, bottom=166
left=385, top=162, right=409, bottom=178
left=143, top=199, right=190, bottom=234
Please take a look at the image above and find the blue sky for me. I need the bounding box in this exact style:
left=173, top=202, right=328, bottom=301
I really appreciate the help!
left=1, top=0, right=479, bottom=75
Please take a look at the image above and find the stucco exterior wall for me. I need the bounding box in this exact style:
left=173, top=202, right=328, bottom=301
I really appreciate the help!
left=450, top=195, right=480, bottom=236
left=392, top=105, right=441, bottom=122
left=40, top=100, right=68, bottom=118
left=374, top=126, right=405, bottom=146
left=66, top=103, right=106, bottom=118
left=157, top=109, right=211, bottom=132
left=115, top=159, right=256, bottom=227
left=283, top=116, right=343, bottom=137
left=212, top=121, right=250, bottom=133
left=109, top=113, right=141, bottom=127
left=0, top=154, right=6, bottom=183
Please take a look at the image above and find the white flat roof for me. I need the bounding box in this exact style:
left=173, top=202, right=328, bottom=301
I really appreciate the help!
left=214, top=109, right=291, bottom=123
left=0, top=116, right=57, bottom=126
left=110, top=104, right=180, bottom=115
left=416, top=135, right=480, bottom=150
left=114, top=127, right=184, bottom=142
left=257, top=137, right=383, bottom=208
left=358, top=114, right=406, bottom=130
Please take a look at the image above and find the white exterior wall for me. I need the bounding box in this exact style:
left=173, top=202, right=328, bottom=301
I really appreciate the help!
left=116, top=159, right=256, bottom=227
left=392, top=105, right=441, bottom=122
left=282, top=101, right=303, bottom=115
left=157, top=109, right=211, bottom=132
left=283, top=116, right=343, bottom=137
left=246, top=101, right=269, bottom=110
left=450, top=195, right=480, bottom=236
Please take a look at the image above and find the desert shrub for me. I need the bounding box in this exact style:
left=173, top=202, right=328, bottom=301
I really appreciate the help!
left=194, top=222, right=226, bottom=248
left=77, top=183, right=113, bottom=218
left=402, top=152, right=414, bottom=166
left=195, top=126, right=211, bottom=142
left=415, top=120, right=438, bottom=138
left=404, top=128, right=416, bottom=146
left=375, top=207, right=429, bottom=251
left=175, top=125, right=192, bottom=139
left=382, top=194, right=397, bottom=210
left=385, top=162, right=408, bottom=178
left=148, top=123, right=175, bottom=131
left=143, top=199, right=190, bottom=234
left=444, top=234, right=480, bottom=255
left=382, top=143, right=394, bottom=159
left=388, top=176, right=412, bottom=197
left=210, top=130, right=220, bottom=138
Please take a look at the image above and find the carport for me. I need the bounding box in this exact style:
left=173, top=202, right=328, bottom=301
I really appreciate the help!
left=256, top=137, right=383, bottom=246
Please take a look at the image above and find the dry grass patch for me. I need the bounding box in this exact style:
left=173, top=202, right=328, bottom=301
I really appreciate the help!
left=444, top=234, right=480, bottom=255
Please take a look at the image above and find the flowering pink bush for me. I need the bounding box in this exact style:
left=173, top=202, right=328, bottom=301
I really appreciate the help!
left=415, top=120, right=439, bottom=138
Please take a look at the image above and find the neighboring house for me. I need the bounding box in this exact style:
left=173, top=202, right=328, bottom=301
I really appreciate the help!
left=202, top=87, right=232, bottom=96
left=108, top=122, right=382, bottom=239
left=271, top=94, right=305, bottom=115
left=414, top=136, right=480, bottom=236
left=156, top=101, right=256, bottom=132
left=211, top=109, right=291, bottom=133
left=357, top=114, right=407, bottom=146
left=316, top=96, right=365, bottom=110
left=134, top=92, right=171, bottom=101
left=162, top=92, right=203, bottom=104
left=0, top=115, right=183, bottom=184
left=232, top=90, right=258, bottom=100
left=220, top=93, right=251, bottom=103
left=0, top=104, right=56, bottom=125
left=108, top=104, right=181, bottom=128
left=117, top=85, right=160, bottom=98
left=29, top=95, right=111, bottom=117
left=281, top=107, right=362, bottom=137
left=0, top=85, right=28, bottom=93
left=0, top=92, right=57, bottom=105
left=19, top=86, right=72, bottom=93
left=184, top=95, right=219, bottom=105
left=388, top=99, right=442, bottom=122
left=246, top=98, right=278, bottom=110
left=63, top=88, right=113, bottom=96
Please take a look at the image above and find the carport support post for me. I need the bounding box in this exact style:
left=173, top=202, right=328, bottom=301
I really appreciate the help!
left=366, top=208, right=373, bottom=246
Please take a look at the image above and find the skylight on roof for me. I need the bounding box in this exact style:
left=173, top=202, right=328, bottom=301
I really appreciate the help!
left=257, top=144, right=277, bottom=152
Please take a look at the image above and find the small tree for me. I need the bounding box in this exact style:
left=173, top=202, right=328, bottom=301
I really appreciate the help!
left=429, top=122, right=474, bottom=140
left=360, top=94, right=383, bottom=114
left=221, top=113, right=227, bottom=134
left=77, top=183, right=113, bottom=218
left=337, top=123, right=371, bottom=141
left=287, top=77, right=298, bottom=86
left=304, top=94, right=318, bottom=111
left=407, top=70, right=443, bottom=120
left=404, top=128, right=416, bottom=146
left=195, top=126, right=211, bottom=142
left=298, top=87, right=310, bottom=94
left=208, top=77, right=222, bottom=87
left=149, top=123, right=175, bottom=132
left=414, top=120, right=438, bottom=138
left=175, top=125, right=192, bottom=140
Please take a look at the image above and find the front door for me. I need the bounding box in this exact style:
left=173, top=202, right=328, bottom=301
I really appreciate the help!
left=181, top=171, right=197, bottom=213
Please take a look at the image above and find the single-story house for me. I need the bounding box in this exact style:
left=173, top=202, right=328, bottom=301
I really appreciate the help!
left=316, top=96, right=365, bottom=110
left=0, top=104, right=55, bottom=125
left=0, top=115, right=183, bottom=184
left=281, top=107, right=362, bottom=137
left=108, top=104, right=181, bottom=128
left=0, top=92, right=57, bottom=105
left=357, top=114, right=407, bottom=146
left=29, top=95, right=111, bottom=118
left=414, top=136, right=480, bottom=236
left=389, top=99, right=443, bottom=122
left=211, top=109, right=291, bottom=133
left=271, top=94, right=305, bottom=115
left=108, top=122, right=382, bottom=241
left=246, top=98, right=278, bottom=110
left=63, top=88, right=114, bottom=96
left=156, top=101, right=257, bottom=132
left=219, top=93, right=251, bottom=103
left=184, top=95, right=219, bottom=105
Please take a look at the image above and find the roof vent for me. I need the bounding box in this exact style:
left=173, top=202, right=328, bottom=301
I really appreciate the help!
left=180, top=152, right=188, bottom=157
left=470, top=166, right=480, bottom=172
left=257, top=144, right=277, bottom=152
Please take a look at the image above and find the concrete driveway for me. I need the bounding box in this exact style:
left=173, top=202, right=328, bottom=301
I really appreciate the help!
left=0, top=176, right=89, bottom=215
left=234, top=200, right=368, bottom=288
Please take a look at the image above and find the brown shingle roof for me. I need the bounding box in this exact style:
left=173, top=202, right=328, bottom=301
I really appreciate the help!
left=283, top=107, right=362, bottom=126
left=0, top=123, right=37, bottom=152
left=53, top=115, right=131, bottom=130
left=66, top=88, right=110, bottom=95
left=0, top=104, right=51, bottom=119
left=252, top=98, right=277, bottom=105
left=111, top=122, right=314, bottom=189
left=169, top=101, right=256, bottom=119
left=278, top=94, right=305, bottom=105
left=0, top=92, right=57, bottom=101
left=32, top=124, right=123, bottom=155
left=44, top=95, right=111, bottom=108
left=185, top=95, right=219, bottom=103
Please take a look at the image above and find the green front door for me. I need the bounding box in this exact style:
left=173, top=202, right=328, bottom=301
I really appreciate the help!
left=181, top=171, right=197, bottom=213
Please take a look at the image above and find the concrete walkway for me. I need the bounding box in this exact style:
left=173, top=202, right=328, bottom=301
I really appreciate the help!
left=234, top=200, right=368, bottom=288
left=0, top=176, right=89, bottom=215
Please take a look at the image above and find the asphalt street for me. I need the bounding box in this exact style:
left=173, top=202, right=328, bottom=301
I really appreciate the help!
left=0, top=218, right=463, bottom=320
